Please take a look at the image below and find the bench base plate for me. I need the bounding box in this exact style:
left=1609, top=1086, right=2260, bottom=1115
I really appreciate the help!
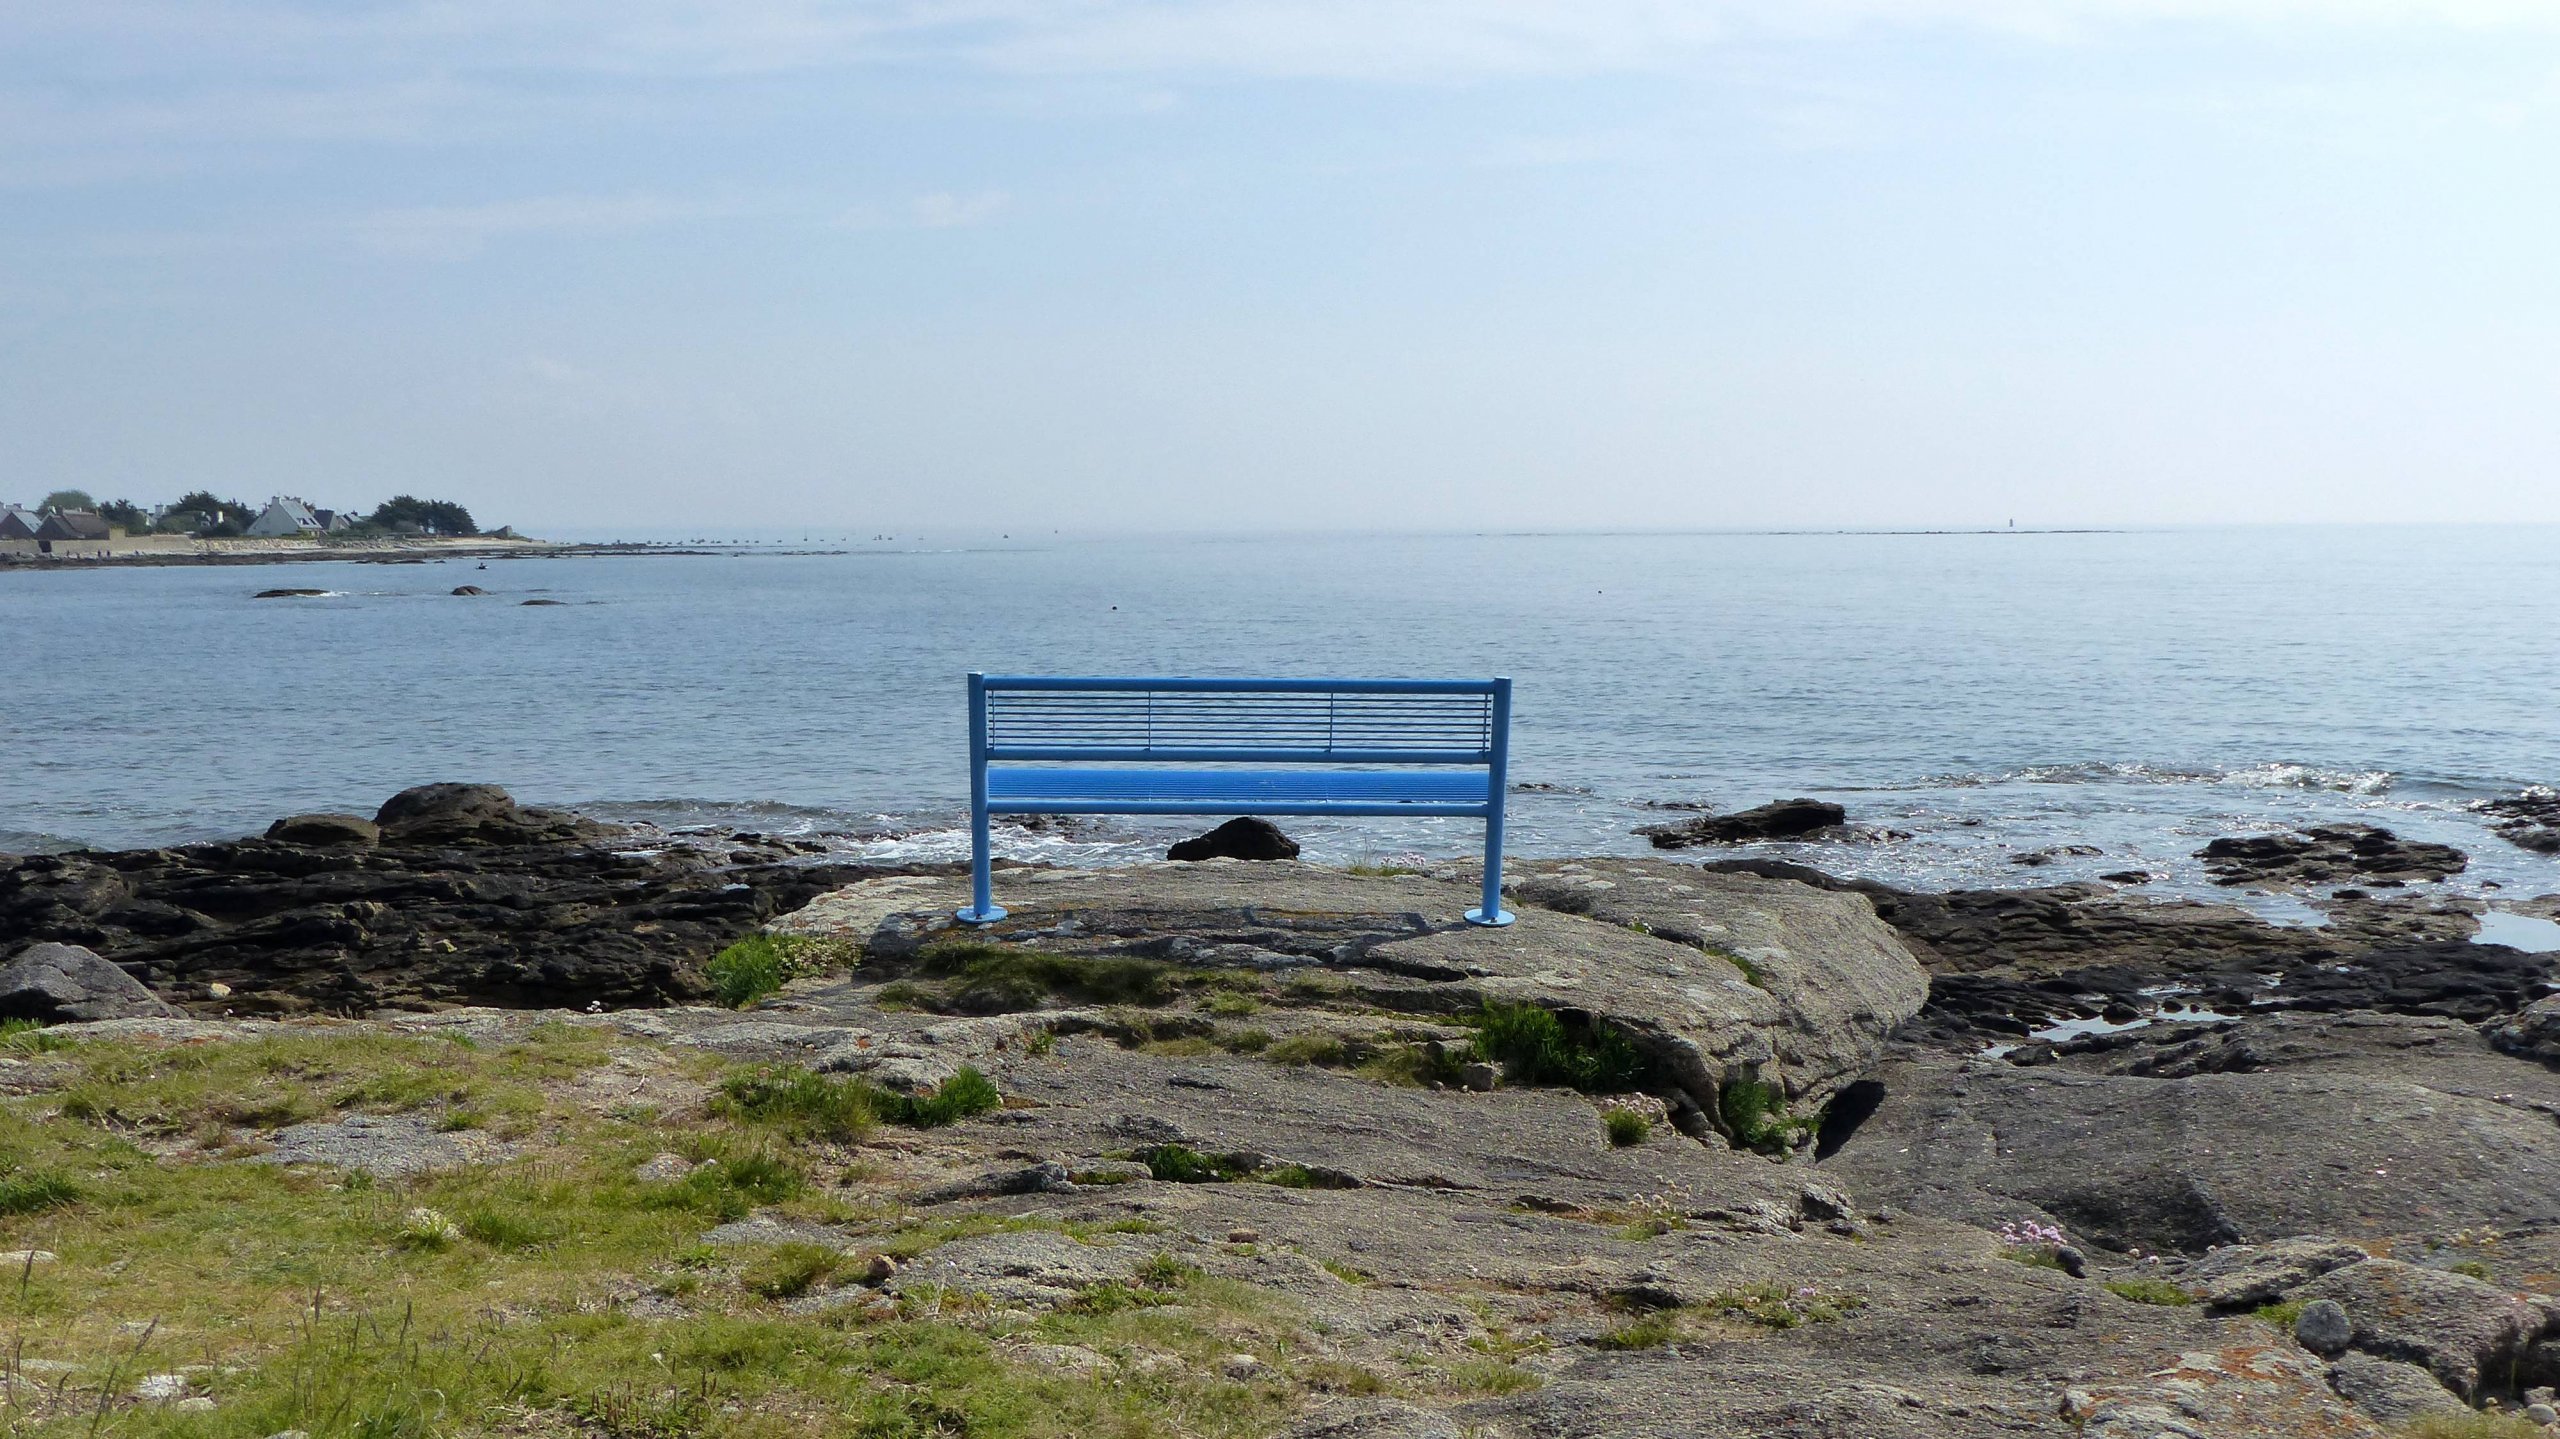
left=954, top=904, right=1009, bottom=926
left=1463, top=907, right=1516, bottom=928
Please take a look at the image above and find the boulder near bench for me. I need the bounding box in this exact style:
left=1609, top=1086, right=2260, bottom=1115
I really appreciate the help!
left=958, top=674, right=1515, bottom=927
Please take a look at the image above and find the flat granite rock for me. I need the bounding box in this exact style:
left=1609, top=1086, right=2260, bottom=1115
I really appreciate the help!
left=253, top=1113, right=507, bottom=1177
left=776, top=859, right=1927, bottom=1128
left=1827, top=1013, right=2560, bottom=1254
left=2063, top=1342, right=2387, bottom=1439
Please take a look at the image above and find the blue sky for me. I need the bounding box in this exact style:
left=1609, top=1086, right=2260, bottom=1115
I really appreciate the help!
left=3, top=2, right=2556, bottom=533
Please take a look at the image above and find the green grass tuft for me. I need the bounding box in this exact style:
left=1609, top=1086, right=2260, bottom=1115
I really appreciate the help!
left=1472, top=1002, right=1650, bottom=1093
left=1702, top=1282, right=1865, bottom=1328
left=0, top=1163, right=80, bottom=1216
left=1593, top=1310, right=1680, bottom=1350
left=741, top=1242, right=842, bottom=1299
left=1133, top=1143, right=1251, bottom=1183
left=2252, top=1298, right=2305, bottom=1330
left=714, top=1064, right=1001, bottom=1140
left=916, top=939, right=1183, bottom=1012
left=1718, top=1075, right=1812, bottom=1153
left=706, top=933, right=853, bottom=1008
left=2103, top=1278, right=2196, bottom=1306
left=1602, top=1107, right=1653, bottom=1147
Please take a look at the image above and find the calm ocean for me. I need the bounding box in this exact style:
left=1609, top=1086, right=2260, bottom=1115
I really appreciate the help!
left=7, top=527, right=2556, bottom=909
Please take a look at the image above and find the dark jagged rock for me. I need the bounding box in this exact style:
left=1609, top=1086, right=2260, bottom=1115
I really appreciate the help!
left=2010, top=845, right=2101, bottom=868
left=451, top=585, right=486, bottom=596
left=1166, top=817, right=1300, bottom=862
left=253, top=588, right=328, bottom=599
left=0, top=788, right=926, bottom=1015
left=0, top=940, right=183, bottom=1021
left=1636, top=798, right=1846, bottom=848
left=2483, top=790, right=2560, bottom=855
left=372, top=783, right=619, bottom=848
left=2195, top=823, right=2466, bottom=888
left=264, top=814, right=381, bottom=847
left=520, top=598, right=568, bottom=606
left=1694, top=859, right=2535, bottom=1045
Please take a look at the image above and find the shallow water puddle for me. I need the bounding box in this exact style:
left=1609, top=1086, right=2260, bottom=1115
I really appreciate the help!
left=2475, top=910, right=2560, bottom=953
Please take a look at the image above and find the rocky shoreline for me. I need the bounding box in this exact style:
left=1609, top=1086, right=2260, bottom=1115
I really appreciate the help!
left=7, top=792, right=2560, bottom=1437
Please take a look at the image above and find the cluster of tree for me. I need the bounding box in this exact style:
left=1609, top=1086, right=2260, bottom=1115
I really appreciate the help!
left=26, top=488, right=478, bottom=538
left=368, top=495, right=478, bottom=536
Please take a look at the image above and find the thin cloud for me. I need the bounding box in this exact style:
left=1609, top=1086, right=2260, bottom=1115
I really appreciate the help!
left=350, top=193, right=730, bottom=260
left=836, top=190, right=1011, bottom=231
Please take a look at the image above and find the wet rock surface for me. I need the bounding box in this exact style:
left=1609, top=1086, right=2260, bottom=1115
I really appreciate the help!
left=0, top=786, right=913, bottom=1014
left=2194, top=823, right=2468, bottom=888
left=2484, top=790, right=2560, bottom=855
left=1636, top=798, right=1847, bottom=848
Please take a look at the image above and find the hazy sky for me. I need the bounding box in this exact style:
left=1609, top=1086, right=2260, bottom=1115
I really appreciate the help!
left=4, top=2, right=2557, bottom=533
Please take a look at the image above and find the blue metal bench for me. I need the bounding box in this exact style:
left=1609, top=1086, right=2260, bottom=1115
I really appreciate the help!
left=958, top=674, right=1515, bottom=928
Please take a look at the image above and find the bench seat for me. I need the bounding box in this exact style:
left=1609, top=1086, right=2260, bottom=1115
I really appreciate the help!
left=986, top=766, right=1492, bottom=815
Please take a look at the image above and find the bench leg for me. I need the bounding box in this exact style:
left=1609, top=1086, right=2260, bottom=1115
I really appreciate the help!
left=1466, top=679, right=1515, bottom=927
left=1465, top=808, right=1515, bottom=928
left=955, top=801, right=1007, bottom=925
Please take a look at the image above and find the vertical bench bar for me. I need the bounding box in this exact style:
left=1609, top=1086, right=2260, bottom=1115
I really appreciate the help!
left=1466, top=676, right=1515, bottom=926
left=956, top=672, right=1007, bottom=924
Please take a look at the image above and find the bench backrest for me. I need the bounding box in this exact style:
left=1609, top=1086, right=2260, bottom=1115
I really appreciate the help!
left=970, top=675, right=1508, bottom=766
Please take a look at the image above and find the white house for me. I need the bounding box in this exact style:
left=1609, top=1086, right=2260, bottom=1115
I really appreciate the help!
left=244, top=496, right=326, bottom=538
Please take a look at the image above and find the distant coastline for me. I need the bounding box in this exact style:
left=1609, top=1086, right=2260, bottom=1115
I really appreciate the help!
left=0, top=535, right=731, bottom=570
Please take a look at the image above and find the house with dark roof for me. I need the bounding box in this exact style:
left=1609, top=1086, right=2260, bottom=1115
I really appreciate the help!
left=36, top=511, right=111, bottom=542
left=0, top=506, right=41, bottom=540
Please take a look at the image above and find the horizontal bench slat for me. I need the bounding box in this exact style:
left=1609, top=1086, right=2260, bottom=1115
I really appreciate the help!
left=988, top=752, right=1495, bottom=763
left=986, top=766, right=1491, bottom=807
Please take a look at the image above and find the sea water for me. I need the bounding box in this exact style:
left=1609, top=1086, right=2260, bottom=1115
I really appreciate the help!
left=6, top=526, right=2557, bottom=906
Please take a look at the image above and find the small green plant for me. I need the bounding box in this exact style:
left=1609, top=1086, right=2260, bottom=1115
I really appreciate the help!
left=1473, top=1002, right=1649, bottom=1093
left=1320, top=1259, right=1373, bottom=1285
left=916, top=939, right=1182, bottom=1012
left=1134, top=1143, right=1249, bottom=1183
left=1703, top=943, right=1765, bottom=987
left=2448, top=1258, right=2493, bottom=1280
left=1204, top=991, right=1262, bottom=1017
left=1718, top=1075, right=1809, bottom=1153
left=1135, top=1250, right=1202, bottom=1287
left=460, top=1207, right=563, bottom=1252
left=1703, top=1283, right=1865, bottom=1329
left=1217, top=1026, right=1273, bottom=1054
left=1593, top=1309, right=1680, bottom=1350
left=2103, top=1278, right=2195, bottom=1307
left=1603, top=1107, right=1652, bottom=1147
left=394, top=1206, right=461, bottom=1250
left=2252, top=1299, right=2305, bottom=1330
left=644, top=1150, right=809, bottom=1220
left=0, top=1164, right=79, bottom=1216
left=1024, top=1027, right=1057, bottom=1056
left=1443, top=1358, right=1541, bottom=1395
left=1264, top=1033, right=1353, bottom=1066
left=714, top=1067, right=879, bottom=1141
left=741, top=1242, right=841, bottom=1299
left=1058, top=1280, right=1172, bottom=1315
left=878, top=1067, right=1003, bottom=1128
left=0, top=1017, right=74, bottom=1055
left=705, top=933, right=849, bottom=1008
